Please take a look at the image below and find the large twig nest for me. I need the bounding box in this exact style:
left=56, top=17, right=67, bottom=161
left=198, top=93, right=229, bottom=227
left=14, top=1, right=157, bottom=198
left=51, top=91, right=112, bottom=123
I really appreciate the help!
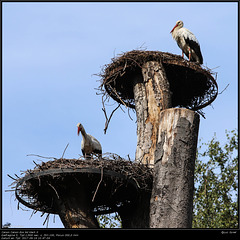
left=12, top=154, right=152, bottom=215
left=98, top=50, right=218, bottom=111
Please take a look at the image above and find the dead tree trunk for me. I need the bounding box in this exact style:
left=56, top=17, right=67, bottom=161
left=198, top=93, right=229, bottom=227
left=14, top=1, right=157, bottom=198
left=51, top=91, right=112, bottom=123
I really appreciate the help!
left=52, top=179, right=99, bottom=228
left=118, top=60, right=172, bottom=228
left=133, top=61, right=199, bottom=228
left=149, top=108, right=199, bottom=228
left=133, top=61, right=172, bottom=166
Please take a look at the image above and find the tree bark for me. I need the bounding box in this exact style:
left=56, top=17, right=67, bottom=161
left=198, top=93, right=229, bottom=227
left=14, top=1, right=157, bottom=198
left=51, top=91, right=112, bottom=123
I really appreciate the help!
left=52, top=179, right=99, bottom=228
left=149, top=108, right=200, bottom=228
left=133, top=61, right=172, bottom=166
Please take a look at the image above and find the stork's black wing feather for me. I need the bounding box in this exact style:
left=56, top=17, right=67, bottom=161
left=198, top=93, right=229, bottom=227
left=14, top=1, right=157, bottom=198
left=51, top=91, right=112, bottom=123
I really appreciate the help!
left=185, top=37, right=203, bottom=64
left=93, top=149, right=102, bottom=154
left=81, top=149, right=85, bottom=156
left=93, top=149, right=102, bottom=157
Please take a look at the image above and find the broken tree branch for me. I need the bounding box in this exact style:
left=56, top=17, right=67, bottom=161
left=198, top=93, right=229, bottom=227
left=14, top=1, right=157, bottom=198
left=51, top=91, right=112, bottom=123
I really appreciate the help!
left=102, top=95, right=121, bottom=134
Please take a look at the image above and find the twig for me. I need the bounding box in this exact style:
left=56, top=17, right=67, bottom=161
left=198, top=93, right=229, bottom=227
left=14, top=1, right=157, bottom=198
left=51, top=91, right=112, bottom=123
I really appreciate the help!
left=27, top=169, right=33, bottom=175
left=120, top=61, right=127, bottom=76
left=128, top=107, right=133, bottom=121
left=14, top=174, right=20, bottom=179
left=102, top=96, right=121, bottom=134
left=7, top=174, right=17, bottom=181
left=37, top=176, right=41, bottom=186
left=61, top=143, right=69, bottom=159
left=74, top=177, right=81, bottom=185
left=210, top=66, right=220, bottom=71
left=92, top=167, right=104, bottom=202
left=19, top=206, right=29, bottom=211
left=48, top=183, right=60, bottom=199
left=43, top=213, right=50, bottom=227
left=106, top=104, right=121, bottom=131
left=27, top=154, right=56, bottom=160
left=109, top=85, right=128, bottom=108
left=29, top=210, right=34, bottom=220
left=219, top=83, right=230, bottom=95
left=196, top=109, right=206, bottom=119
left=119, top=104, right=125, bottom=113
left=33, top=160, right=43, bottom=171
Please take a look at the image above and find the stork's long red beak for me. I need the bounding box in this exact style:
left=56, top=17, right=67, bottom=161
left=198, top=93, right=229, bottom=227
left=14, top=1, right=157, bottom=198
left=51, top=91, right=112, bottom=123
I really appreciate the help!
left=77, top=127, right=81, bottom=135
left=170, top=24, right=178, bottom=33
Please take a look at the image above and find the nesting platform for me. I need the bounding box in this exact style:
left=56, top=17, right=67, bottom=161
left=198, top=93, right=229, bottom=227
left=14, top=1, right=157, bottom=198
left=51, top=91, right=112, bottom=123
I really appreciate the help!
left=13, top=154, right=152, bottom=216
left=99, top=50, right=218, bottom=110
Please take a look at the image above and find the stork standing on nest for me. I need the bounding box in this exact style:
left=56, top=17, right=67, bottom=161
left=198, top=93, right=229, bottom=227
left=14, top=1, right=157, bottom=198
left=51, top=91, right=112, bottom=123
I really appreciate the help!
left=170, top=20, right=203, bottom=64
left=77, top=123, right=102, bottom=158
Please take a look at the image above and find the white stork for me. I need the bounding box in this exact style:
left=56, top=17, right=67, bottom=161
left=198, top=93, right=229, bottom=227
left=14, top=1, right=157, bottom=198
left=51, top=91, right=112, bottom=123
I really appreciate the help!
left=170, top=20, right=203, bottom=64
left=77, top=123, right=102, bottom=158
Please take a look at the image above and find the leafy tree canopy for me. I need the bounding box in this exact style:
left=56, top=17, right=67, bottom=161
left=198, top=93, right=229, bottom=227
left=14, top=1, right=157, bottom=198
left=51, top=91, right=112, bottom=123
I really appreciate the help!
left=193, top=129, right=238, bottom=228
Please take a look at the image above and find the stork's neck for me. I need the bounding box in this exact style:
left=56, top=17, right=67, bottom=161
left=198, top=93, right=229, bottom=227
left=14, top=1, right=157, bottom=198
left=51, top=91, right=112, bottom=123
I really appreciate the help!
left=171, top=26, right=182, bottom=39
left=173, top=25, right=183, bottom=33
left=80, top=127, right=87, bottom=139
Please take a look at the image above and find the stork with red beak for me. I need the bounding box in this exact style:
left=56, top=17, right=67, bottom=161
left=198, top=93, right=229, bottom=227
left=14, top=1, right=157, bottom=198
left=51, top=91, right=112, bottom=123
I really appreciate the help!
left=170, top=20, right=203, bottom=64
left=77, top=123, right=102, bottom=158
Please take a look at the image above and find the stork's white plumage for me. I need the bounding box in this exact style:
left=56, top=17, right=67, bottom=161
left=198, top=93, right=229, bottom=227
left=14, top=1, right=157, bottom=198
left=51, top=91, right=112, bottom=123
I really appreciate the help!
left=77, top=123, right=102, bottom=158
left=170, top=20, right=203, bottom=64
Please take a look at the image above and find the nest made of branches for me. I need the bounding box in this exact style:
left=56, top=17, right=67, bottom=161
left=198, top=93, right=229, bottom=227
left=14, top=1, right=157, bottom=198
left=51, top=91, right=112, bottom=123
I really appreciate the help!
left=10, top=153, right=153, bottom=216
left=97, top=50, right=218, bottom=111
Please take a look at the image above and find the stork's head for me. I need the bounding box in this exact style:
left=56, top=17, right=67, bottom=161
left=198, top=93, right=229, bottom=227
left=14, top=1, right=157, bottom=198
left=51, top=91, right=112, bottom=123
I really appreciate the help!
left=170, top=20, right=184, bottom=33
left=77, top=123, right=83, bottom=136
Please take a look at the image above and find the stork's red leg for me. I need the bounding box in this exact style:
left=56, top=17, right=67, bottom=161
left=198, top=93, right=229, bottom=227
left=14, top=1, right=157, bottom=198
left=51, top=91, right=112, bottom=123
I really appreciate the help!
left=182, top=50, right=184, bottom=58
left=188, top=47, right=191, bottom=61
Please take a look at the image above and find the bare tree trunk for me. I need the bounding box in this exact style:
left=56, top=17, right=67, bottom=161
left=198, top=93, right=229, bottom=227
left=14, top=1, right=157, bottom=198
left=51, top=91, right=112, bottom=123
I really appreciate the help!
left=52, top=179, right=99, bottom=228
left=149, top=108, right=199, bottom=228
left=122, top=60, right=199, bottom=228
left=133, top=61, right=172, bottom=166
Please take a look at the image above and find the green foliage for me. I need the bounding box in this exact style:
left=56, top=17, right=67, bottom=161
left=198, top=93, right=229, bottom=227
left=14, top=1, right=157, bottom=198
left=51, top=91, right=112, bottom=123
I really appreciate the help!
left=193, top=129, right=238, bottom=228
left=97, top=212, right=122, bottom=228
left=96, top=130, right=238, bottom=228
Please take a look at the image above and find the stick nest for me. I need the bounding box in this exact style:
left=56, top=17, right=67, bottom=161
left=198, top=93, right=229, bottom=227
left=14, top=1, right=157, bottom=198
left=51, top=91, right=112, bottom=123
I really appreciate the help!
left=98, top=50, right=218, bottom=111
left=11, top=153, right=153, bottom=215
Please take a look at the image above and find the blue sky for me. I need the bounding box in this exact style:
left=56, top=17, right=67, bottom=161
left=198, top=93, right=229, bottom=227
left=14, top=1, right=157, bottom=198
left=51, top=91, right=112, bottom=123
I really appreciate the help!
left=2, top=2, right=238, bottom=228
